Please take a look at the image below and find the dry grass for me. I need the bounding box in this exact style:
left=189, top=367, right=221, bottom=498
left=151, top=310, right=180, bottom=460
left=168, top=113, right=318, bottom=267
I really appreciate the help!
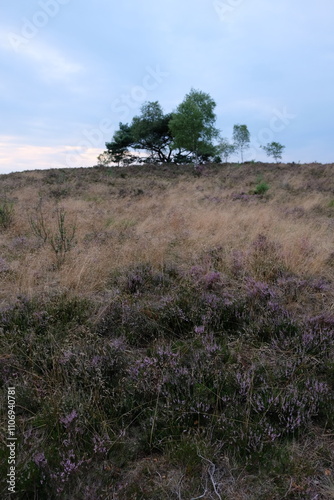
left=1, top=163, right=334, bottom=305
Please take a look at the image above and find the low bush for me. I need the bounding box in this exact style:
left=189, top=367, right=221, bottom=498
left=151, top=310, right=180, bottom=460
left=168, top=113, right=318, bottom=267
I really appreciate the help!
left=253, top=180, right=270, bottom=195
left=0, top=197, right=14, bottom=229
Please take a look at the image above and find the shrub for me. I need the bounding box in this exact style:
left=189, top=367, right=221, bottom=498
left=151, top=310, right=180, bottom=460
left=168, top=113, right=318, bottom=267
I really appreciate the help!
left=49, top=208, right=76, bottom=268
left=0, top=197, right=14, bottom=229
left=29, top=203, right=76, bottom=268
left=253, top=180, right=269, bottom=195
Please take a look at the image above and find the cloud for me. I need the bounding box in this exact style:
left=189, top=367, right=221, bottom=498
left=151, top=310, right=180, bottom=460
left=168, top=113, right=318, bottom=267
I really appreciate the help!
left=0, top=27, right=83, bottom=82
left=0, top=136, right=100, bottom=174
left=19, top=43, right=83, bottom=81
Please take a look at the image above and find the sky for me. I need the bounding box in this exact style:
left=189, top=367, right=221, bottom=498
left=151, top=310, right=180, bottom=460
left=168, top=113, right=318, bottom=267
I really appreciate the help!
left=0, top=0, right=333, bottom=174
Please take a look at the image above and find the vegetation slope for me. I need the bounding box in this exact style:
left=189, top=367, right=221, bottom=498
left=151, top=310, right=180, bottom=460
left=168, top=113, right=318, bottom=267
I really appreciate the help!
left=0, top=162, right=334, bottom=499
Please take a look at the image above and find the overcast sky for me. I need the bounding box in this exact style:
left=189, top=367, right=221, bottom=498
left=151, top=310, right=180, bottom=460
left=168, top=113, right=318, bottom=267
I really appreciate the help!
left=0, top=0, right=333, bottom=173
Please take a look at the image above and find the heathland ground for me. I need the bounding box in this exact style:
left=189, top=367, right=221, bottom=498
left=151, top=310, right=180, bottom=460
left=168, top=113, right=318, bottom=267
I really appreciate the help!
left=0, top=162, right=333, bottom=499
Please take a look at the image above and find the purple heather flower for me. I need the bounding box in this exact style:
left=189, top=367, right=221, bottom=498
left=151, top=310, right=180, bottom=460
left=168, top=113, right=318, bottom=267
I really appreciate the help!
left=0, top=257, right=10, bottom=273
left=194, top=325, right=205, bottom=334
left=91, top=355, right=102, bottom=367
left=60, top=410, right=78, bottom=428
left=33, top=452, right=47, bottom=467
left=203, top=271, right=222, bottom=289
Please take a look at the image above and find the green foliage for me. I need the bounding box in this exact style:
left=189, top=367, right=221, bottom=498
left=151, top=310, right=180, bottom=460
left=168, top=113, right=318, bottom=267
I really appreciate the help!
left=0, top=293, right=92, bottom=337
left=254, top=179, right=270, bottom=195
left=104, top=122, right=134, bottom=166
left=101, top=90, right=220, bottom=166
left=261, top=141, right=285, bottom=162
left=169, top=88, right=219, bottom=163
left=98, top=94, right=291, bottom=168
left=0, top=197, right=14, bottom=229
left=233, top=124, right=250, bottom=162
left=217, top=137, right=236, bottom=163
left=103, top=103, right=175, bottom=166
left=131, top=101, right=174, bottom=163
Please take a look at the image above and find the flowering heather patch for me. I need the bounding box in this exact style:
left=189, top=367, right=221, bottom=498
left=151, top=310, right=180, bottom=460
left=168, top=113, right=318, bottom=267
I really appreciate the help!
left=231, top=192, right=252, bottom=201
left=194, top=325, right=205, bottom=334
left=0, top=256, right=11, bottom=273
left=231, top=249, right=247, bottom=277
left=0, top=296, right=49, bottom=335
left=9, top=236, right=34, bottom=252
left=33, top=452, right=48, bottom=467
left=60, top=410, right=78, bottom=429
left=244, top=277, right=276, bottom=301
left=1, top=163, right=334, bottom=498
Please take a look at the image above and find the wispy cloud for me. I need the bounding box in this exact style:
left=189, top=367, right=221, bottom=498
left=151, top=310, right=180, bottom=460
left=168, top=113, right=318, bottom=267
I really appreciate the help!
left=20, top=43, right=83, bottom=81
left=0, top=136, right=99, bottom=174
left=0, top=27, right=82, bottom=82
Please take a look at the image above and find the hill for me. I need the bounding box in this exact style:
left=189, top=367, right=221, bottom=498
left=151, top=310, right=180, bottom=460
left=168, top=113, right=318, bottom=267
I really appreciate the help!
left=1, top=162, right=334, bottom=499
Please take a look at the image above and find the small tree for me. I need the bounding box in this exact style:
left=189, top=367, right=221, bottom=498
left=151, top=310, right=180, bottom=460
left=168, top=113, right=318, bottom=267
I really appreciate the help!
left=169, top=88, right=219, bottom=164
left=261, top=142, right=285, bottom=163
left=131, top=101, right=174, bottom=163
left=0, top=197, right=14, bottom=229
left=104, top=123, right=133, bottom=166
left=233, top=124, right=250, bottom=163
left=49, top=208, right=76, bottom=269
left=29, top=203, right=76, bottom=268
left=97, top=152, right=112, bottom=167
left=217, top=137, right=236, bottom=163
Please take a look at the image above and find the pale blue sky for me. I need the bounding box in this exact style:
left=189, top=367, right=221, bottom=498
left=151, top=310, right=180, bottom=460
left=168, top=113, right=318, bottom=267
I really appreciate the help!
left=0, top=0, right=333, bottom=173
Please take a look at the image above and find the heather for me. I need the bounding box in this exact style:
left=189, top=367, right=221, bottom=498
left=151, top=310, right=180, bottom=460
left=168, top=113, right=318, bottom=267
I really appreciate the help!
left=0, top=162, right=334, bottom=499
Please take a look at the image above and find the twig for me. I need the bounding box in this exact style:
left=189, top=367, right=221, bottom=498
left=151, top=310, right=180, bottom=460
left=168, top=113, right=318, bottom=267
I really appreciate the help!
left=191, top=489, right=208, bottom=500
left=149, top=383, right=161, bottom=448
left=176, top=474, right=184, bottom=500
left=198, top=454, right=222, bottom=500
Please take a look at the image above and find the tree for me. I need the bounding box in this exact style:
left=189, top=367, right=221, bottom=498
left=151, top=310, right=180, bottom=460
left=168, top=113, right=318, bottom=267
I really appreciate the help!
left=97, top=151, right=112, bottom=167
left=99, top=91, right=222, bottom=166
left=101, top=102, right=174, bottom=166
left=105, top=123, right=133, bottom=166
left=233, top=124, right=250, bottom=163
left=130, top=101, right=174, bottom=163
left=217, top=137, right=236, bottom=163
left=169, top=89, right=219, bottom=164
left=261, top=142, right=285, bottom=163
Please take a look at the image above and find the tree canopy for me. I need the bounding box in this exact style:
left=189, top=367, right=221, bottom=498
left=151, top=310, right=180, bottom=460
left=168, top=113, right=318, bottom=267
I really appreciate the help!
left=233, top=124, right=250, bottom=163
left=104, top=123, right=133, bottom=166
left=100, top=90, right=220, bottom=165
left=98, top=89, right=286, bottom=166
left=217, top=137, right=236, bottom=163
left=261, top=142, right=285, bottom=163
left=168, top=88, right=219, bottom=163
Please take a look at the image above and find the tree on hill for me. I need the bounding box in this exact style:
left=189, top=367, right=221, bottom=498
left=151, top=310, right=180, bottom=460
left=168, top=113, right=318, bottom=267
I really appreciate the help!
left=99, top=90, right=221, bottom=165
left=261, top=142, right=285, bottom=163
left=217, top=137, right=236, bottom=163
left=233, top=124, right=250, bottom=163
left=101, top=102, right=174, bottom=166
left=168, top=89, right=219, bottom=164
left=105, top=123, right=133, bottom=166
left=130, top=101, right=174, bottom=163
